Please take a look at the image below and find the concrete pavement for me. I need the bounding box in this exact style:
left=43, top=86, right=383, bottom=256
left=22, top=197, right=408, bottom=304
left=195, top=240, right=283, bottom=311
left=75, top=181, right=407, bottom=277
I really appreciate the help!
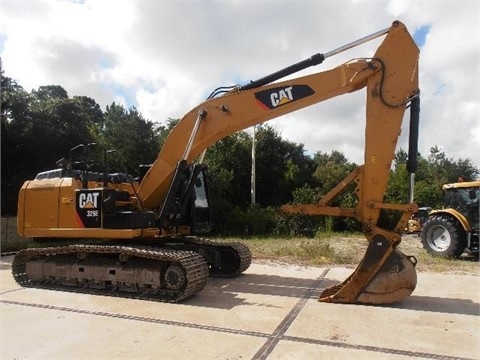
left=1, top=255, right=479, bottom=360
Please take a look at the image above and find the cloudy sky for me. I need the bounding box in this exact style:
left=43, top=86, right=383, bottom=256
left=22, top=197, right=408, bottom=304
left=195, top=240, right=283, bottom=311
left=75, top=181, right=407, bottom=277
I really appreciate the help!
left=1, top=0, right=479, bottom=171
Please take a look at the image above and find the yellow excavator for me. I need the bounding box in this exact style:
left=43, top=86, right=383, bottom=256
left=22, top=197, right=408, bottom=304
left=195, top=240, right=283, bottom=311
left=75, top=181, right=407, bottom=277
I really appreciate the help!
left=14, top=20, right=420, bottom=305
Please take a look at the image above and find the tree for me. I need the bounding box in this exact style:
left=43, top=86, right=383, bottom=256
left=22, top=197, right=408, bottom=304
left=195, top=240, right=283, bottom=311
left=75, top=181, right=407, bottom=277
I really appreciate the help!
left=387, top=147, right=479, bottom=209
left=101, top=103, right=161, bottom=176
left=203, top=125, right=316, bottom=234
left=205, top=131, right=252, bottom=207
left=310, top=150, right=360, bottom=231
left=32, top=85, right=68, bottom=100
left=3, top=70, right=478, bottom=236
left=313, top=150, right=357, bottom=198
left=1, top=73, right=33, bottom=214
left=25, top=86, right=101, bottom=173
left=73, top=96, right=104, bottom=136
left=255, top=125, right=316, bottom=207
left=1, top=75, right=104, bottom=215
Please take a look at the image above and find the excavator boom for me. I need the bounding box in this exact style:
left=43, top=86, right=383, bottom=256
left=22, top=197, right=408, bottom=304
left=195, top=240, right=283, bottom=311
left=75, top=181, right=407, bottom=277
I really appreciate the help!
left=138, top=20, right=420, bottom=304
left=138, top=21, right=419, bottom=212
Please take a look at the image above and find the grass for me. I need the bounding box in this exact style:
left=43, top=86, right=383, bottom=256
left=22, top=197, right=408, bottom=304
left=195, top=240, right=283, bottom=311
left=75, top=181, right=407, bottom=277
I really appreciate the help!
left=241, top=233, right=359, bottom=266
left=3, top=232, right=478, bottom=276
left=221, top=233, right=480, bottom=275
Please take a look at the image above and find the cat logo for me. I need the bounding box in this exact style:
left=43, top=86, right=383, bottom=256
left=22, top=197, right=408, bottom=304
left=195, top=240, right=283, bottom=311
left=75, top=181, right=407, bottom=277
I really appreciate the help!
left=270, top=86, right=294, bottom=107
left=78, top=192, right=100, bottom=209
left=254, top=85, right=315, bottom=110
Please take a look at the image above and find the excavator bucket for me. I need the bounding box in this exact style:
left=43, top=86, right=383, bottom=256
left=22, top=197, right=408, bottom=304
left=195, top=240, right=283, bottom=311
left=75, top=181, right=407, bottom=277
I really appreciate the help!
left=319, top=234, right=417, bottom=304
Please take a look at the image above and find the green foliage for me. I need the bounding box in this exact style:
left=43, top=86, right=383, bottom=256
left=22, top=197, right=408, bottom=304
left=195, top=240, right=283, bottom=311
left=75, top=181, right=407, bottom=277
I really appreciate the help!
left=1, top=74, right=103, bottom=214
left=204, top=124, right=316, bottom=211
left=100, top=103, right=161, bottom=175
left=292, top=184, right=321, bottom=204
left=311, top=150, right=360, bottom=232
left=389, top=146, right=479, bottom=209
left=211, top=205, right=277, bottom=236
left=1, top=72, right=162, bottom=214
left=385, top=163, right=409, bottom=204
left=255, top=125, right=316, bottom=206
left=32, top=85, right=69, bottom=100
left=415, top=181, right=444, bottom=208
left=2, top=70, right=478, bottom=242
left=1, top=74, right=34, bottom=214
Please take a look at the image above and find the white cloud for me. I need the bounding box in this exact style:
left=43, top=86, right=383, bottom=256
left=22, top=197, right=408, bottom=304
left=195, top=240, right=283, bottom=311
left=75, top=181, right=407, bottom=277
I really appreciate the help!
left=1, top=0, right=479, bottom=171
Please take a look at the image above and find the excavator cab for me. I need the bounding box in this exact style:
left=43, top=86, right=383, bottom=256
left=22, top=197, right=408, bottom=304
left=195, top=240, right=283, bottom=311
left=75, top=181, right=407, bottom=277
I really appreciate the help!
left=135, top=162, right=212, bottom=234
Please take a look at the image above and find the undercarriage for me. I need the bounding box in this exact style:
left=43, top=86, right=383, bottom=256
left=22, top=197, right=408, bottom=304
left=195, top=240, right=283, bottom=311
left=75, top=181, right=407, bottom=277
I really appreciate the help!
left=12, top=238, right=251, bottom=302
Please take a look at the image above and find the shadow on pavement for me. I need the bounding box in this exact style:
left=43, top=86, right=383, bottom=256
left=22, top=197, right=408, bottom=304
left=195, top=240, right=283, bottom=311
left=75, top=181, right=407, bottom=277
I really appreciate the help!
left=184, top=272, right=337, bottom=309
left=393, top=295, right=479, bottom=316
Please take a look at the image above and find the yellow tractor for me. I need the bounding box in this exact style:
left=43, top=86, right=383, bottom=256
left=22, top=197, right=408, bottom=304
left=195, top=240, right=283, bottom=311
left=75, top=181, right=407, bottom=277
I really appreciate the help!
left=420, top=181, right=479, bottom=258
left=405, top=207, right=431, bottom=234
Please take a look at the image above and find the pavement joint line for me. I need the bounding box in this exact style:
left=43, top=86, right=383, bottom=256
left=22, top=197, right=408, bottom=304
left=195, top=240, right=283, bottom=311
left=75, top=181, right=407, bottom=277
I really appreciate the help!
left=251, top=268, right=330, bottom=360
left=0, top=299, right=270, bottom=338
left=0, top=288, right=26, bottom=296
left=282, top=335, right=476, bottom=360
left=1, top=299, right=475, bottom=360
left=1, top=272, right=478, bottom=360
left=249, top=268, right=476, bottom=360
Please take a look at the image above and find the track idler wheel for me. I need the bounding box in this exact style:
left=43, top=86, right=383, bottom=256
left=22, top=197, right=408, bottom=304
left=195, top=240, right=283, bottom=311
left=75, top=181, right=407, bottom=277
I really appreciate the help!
left=320, top=234, right=417, bottom=305
left=164, top=265, right=187, bottom=291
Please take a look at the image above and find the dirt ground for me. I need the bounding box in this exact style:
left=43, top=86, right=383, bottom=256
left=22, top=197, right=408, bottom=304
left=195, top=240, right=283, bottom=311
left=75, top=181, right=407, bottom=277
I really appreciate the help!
left=1, top=254, right=479, bottom=360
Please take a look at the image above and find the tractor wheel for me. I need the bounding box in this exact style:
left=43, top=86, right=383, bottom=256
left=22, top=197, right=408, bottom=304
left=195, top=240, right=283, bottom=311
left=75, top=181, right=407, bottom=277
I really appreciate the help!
left=420, top=215, right=467, bottom=258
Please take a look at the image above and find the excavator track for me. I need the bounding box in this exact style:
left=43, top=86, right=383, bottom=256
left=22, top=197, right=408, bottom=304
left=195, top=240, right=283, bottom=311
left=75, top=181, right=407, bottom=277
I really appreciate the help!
left=12, top=245, right=208, bottom=303
left=162, top=237, right=252, bottom=277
